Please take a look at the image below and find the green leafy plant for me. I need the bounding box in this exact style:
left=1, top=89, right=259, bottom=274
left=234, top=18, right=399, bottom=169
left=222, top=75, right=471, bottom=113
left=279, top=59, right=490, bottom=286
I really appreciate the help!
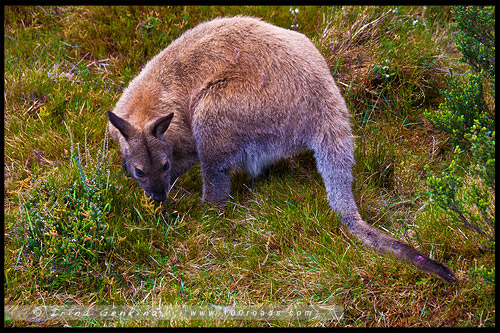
left=425, top=71, right=493, bottom=149
left=473, top=266, right=495, bottom=285
left=425, top=6, right=495, bottom=245
left=454, top=6, right=495, bottom=82
left=426, top=145, right=494, bottom=243
left=20, top=128, right=117, bottom=289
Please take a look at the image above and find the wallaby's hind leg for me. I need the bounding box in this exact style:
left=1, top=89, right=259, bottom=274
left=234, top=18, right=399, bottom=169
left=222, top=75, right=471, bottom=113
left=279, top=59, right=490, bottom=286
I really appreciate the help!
left=312, top=132, right=456, bottom=282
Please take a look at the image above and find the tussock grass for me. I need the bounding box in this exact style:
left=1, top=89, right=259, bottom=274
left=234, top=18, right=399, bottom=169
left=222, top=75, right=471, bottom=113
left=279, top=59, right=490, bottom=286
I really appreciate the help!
left=4, top=6, right=494, bottom=327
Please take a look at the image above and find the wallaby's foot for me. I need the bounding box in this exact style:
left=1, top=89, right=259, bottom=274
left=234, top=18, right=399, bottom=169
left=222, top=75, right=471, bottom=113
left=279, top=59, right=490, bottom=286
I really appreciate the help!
left=201, top=166, right=231, bottom=204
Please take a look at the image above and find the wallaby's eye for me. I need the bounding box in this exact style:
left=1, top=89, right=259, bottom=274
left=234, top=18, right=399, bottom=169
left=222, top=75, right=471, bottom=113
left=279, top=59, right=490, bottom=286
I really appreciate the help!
left=163, top=161, right=170, bottom=171
left=135, top=168, right=145, bottom=178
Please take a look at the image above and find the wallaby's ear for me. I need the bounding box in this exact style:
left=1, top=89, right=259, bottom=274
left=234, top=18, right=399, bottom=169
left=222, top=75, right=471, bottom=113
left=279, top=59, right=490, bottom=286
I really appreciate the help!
left=107, top=111, right=135, bottom=140
left=152, top=113, right=174, bottom=138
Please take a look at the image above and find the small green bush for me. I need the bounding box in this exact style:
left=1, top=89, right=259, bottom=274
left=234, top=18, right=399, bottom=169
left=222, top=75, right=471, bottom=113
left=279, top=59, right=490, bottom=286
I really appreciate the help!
left=454, top=6, right=495, bottom=83
left=425, top=6, right=495, bottom=245
left=426, top=144, right=494, bottom=243
left=20, top=129, right=117, bottom=289
left=425, top=71, right=493, bottom=149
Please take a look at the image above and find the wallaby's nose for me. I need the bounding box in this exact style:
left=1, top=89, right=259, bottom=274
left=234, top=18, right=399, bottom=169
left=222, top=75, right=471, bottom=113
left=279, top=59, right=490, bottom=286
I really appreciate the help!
left=149, top=192, right=167, bottom=202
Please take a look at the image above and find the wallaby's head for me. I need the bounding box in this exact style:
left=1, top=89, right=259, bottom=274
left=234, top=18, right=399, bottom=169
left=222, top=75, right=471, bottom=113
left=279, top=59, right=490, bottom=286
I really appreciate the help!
left=107, top=111, right=174, bottom=202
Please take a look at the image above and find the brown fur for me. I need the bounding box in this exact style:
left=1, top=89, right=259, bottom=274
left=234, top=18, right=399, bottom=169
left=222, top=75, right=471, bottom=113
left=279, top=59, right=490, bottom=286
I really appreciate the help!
left=107, top=16, right=456, bottom=282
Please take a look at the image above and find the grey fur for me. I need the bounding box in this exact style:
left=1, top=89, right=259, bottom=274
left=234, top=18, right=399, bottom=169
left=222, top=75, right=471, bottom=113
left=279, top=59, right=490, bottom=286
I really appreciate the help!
left=107, top=16, right=456, bottom=282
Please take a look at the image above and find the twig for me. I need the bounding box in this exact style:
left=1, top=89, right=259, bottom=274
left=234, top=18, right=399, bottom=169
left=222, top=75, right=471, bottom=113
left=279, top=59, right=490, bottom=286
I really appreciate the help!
left=70, top=52, right=90, bottom=73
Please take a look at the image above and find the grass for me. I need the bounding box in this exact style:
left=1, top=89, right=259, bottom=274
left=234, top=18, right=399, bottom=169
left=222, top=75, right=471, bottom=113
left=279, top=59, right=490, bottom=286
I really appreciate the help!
left=4, top=6, right=495, bottom=327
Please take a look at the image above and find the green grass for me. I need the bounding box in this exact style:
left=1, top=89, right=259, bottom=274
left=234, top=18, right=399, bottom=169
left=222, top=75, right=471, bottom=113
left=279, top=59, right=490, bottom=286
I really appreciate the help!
left=4, top=6, right=495, bottom=327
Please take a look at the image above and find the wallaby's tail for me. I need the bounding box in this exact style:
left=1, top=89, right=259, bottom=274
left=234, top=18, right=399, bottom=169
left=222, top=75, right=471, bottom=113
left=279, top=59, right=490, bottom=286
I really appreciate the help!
left=311, top=129, right=456, bottom=283
left=343, top=216, right=456, bottom=283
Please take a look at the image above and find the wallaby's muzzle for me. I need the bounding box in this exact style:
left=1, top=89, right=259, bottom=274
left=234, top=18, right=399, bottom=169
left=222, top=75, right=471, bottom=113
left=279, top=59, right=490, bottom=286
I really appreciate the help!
left=148, top=191, right=167, bottom=202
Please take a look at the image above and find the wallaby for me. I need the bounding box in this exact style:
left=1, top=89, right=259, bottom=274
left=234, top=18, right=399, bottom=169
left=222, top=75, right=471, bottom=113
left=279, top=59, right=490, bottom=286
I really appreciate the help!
left=107, top=16, right=456, bottom=282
